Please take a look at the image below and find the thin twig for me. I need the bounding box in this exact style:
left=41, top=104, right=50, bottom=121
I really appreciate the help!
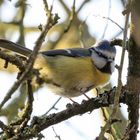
left=101, top=0, right=112, bottom=39
left=93, top=15, right=124, bottom=31
left=0, top=2, right=59, bottom=110
left=10, top=80, right=34, bottom=127
left=110, top=30, right=123, bottom=40
left=121, top=125, right=135, bottom=140
left=52, top=126, right=61, bottom=140
left=103, top=16, right=124, bottom=31
left=77, top=0, right=90, bottom=13
left=42, top=97, right=62, bottom=117
left=64, top=0, right=76, bottom=32
left=58, top=0, right=70, bottom=14
left=97, top=89, right=119, bottom=140
left=97, top=1, right=130, bottom=139
left=43, top=0, right=49, bottom=12
left=17, top=0, right=26, bottom=45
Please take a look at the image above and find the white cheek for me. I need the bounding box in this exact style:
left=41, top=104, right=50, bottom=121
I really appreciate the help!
left=95, top=57, right=106, bottom=68
left=91, top=52, right=106, bottom=69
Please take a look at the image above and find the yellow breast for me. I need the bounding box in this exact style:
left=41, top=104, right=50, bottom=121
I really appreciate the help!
left=34, top=54, right=110, bottom=97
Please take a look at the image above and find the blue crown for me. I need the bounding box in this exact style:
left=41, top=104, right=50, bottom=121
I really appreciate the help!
left=96, top=40, right=116, bottom=53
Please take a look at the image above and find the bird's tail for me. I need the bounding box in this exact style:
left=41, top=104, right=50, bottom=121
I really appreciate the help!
left=0, top=39, right=32, bottom=56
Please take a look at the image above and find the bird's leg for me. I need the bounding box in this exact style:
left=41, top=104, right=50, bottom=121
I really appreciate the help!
left=68, top=98, right=78, bottom=104
left=80, top=85, right=94, bottom=100
left=82, top=93, right=90, bottom=100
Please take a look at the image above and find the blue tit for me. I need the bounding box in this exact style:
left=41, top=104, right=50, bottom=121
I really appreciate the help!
left=0, top=39, right=116, bottom=97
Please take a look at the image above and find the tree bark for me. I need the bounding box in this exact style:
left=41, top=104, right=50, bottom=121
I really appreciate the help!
left=126, top=1, right=140, bottom=139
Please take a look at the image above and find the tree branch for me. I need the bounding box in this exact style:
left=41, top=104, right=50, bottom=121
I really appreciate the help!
left=6, top=87, right=128, bottom=140
left=0, top=2, right=59, bottom=110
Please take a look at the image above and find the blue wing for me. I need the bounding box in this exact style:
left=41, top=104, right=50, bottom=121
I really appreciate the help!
left=41, top=48, right=91, bottom=57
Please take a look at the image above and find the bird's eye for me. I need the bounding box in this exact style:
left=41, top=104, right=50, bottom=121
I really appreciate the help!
left=110, top=57, right=115, bottom=61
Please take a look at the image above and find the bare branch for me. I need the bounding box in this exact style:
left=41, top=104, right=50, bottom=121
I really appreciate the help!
left=93, top=15, right=124, bottom=31
left=64, top=0, right=76, bottom=33
left=97, top=1, right=130, bottom=139
left=0, top=3, right=59, bottom=110
left=52, top=126, right=61, bottom=140
left=7, top=87, right=128, bottom=140
left=16, top=0, right=27, bottom=45
left=10, top=80, right=34, bottom=127
left=42, top=97, right=62, bottom=117
left=101, top=0, right=112, bottom=39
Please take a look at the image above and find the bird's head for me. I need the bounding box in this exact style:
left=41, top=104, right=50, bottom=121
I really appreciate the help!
left=90, top=40, right=116, bottom=74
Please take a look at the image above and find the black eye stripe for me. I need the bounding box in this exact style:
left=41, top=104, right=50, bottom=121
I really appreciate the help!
left=90, top=48, right=114, bottom=60
left=95, top=50, right=108, bottom=59
left=89, top=48, right=114, bottom=60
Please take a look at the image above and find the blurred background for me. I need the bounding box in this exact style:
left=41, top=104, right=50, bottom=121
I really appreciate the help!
left=0, top=0, right=132, bottom=139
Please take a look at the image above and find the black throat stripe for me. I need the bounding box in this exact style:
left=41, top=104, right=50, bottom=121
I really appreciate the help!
left=99, top=61, right=112, bottom=74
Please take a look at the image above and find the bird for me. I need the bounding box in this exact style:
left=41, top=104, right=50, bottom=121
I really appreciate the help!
left=0, top=39, right=116, bottom=97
